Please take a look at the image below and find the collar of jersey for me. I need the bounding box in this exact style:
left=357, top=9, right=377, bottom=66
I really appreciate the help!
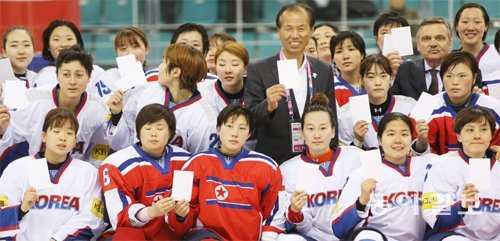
left=133, top=143, right=172, bottom=174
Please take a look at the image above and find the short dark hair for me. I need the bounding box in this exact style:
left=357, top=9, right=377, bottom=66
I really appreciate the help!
left=135, top=104, right=176, bottom=143
left=302, top=93, right=336, bottom=129
left=416, top=17, right=452, bottom=40
left=373, top=12, right=409, bottom=37
left=360, top=54, right=392, bottom=78
left=495, top=29, right=500, bottom=54
left=42, top=19, right=84, bottom=62
left=2, top=26, right=34, bottom=50
left=454, top=3, right=490, bottom=42
left=276, top=3, right=314, bottom=29
left=164, top=43, right=207, bottom=93
left=43, top=107, right=79, bottom=134
left=454, top=106, right=495, bottom=136
left=217, top=104, right=254, bottom=134
left=330, top=31, right=366, bottom=62
left=209, top=32, right=236, bottom=45
left=314, top=23, right=339, bottom=35
left=439, top=51, right=479, bottom=87
left=170, top=23, right=209, bottom=56
left=55, top=45, right=93, bottom=77
left=377, top=112, right=415, bottom=139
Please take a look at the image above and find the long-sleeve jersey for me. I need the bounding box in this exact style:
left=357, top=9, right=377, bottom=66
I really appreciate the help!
left=422, top=150, right=500, bottom=241
left=197, top=79, right=244, bottom=112
left=331, top=154, right=436, bottom=241
left=0, top=85, right=110, bottom=174
left=338, top=95, right=416, bottom=148
left=334, top=75, right=366, bottom=108
left=263, top=146, right=362, bottom=241
left=0, top=155, right=105, bottom=240
left=168, top=148, right=282, bottom=241
left=99, top=143, right=191, bottom=240
left=427, top=92, right=500, bottom=154
left=106, top=81, right=219, bottom=154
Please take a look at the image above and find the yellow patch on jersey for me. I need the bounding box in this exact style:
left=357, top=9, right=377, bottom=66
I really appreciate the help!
left=422, top=192, right=438, bottom=210
left=91, top=198, right=105, bottom=219
left=0, top=196, right=8, bottom=207
left=333, top=199, right=341, bottom=214
left=91, top=144, right=111, bottom=160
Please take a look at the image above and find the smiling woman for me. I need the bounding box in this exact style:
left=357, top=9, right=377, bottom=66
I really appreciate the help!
left=1, top=26, right=36, bottom=88
left=422, top=106, right=500, bottom=240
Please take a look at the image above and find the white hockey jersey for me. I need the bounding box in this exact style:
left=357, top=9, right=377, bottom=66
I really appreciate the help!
left=106, top=81, right=219, bottom=154
left=263, top=146, right=363, bottom=241
left=0, top=86, right=110, bottom=168
left=0, top=155, right=105, bottom=240
left=32, top=65, right=105, bottom=91
left=332, top=154, right=436, bottom=241
left=422, top=150, right=500, bottom=241
left=338, top=95, right=416, bottom=148
left=477, top=44, right=500, bottom=78
left=197, top=79, right=244, bottom=112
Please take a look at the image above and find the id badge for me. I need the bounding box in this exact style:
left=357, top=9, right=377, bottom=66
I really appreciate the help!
left=291, top=121, right=305, bottom=153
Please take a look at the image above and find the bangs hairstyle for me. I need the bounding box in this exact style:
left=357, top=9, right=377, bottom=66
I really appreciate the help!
left=42, top=107, right=79, bottom=133
left=114, top=27, right=149, bottom=51
left=209, top=32, right=236, bottom=46
left=301, top=93, right=336, bottom=129
left=454, top=3, right=490, bottom=41
left=453, top=106, right=495, bottom=135
left=170, top=23, right=209, bottom=56
left=439, top=51, right=478, bottom=83
left=330, top=31, right=366, bottom=61
left=360, top=54, right=392, bottom=77
left=217, top=105, right=254, bottom=133
left=377, top=112, right=414, bottom=139
left=164, top=43, right=207, bottom=93
left=136, top=103, right=176, bottom=143
left=2, top=26, right=35, bottom=50
left=373, top=11, right=409, bottom=37
left=56, top=45, right=93, bottom=77
left=276, top=3, right=314, bottom=29
left=215, top=41, right=249, bottom=67
left=42, top=19, right=84, bottom=62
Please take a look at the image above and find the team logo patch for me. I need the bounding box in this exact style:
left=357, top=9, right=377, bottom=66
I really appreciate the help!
left=91, top=198, right=105, bottom=219
left=0, top=196, right=8, bottom=207
left=91, top=144, right=111, bottom=160
left=422, top=192, right=438, bottom=210
left=215, top=185, right=228, bottom=200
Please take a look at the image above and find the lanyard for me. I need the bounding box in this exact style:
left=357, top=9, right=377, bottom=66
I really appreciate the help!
left=279, top=49, right=314, bottom=120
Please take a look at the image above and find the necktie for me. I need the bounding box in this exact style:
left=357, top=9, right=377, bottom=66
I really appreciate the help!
left=428, top=69, right=439, bottom=95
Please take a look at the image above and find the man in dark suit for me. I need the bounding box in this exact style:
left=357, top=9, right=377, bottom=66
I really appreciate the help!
left=244, top=3, right=337, bottom=164
left=391, top=17, right=452, bottom=100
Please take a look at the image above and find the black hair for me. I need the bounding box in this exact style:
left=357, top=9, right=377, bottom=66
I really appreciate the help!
left=377, top=112, right=415, bottom=139
left=276, top=3, right=314, bottom=29
left=301, top=93, right=335, bottom=129
left=330, top=31, right=366, bottom=62
left=373, top=12, right=409, bottom=37
left=217, top=104, right=254, bottom=134
left=55, top=45, right=93, bottom=77
left=42, top=19, right=84, bottom=62
left=439, top=51, right=479, bottom=87
left=135, top=104, right=176, bottom=143
left=170, top=23, right=209, bottom=56
left=454, top=3, right=490, bottom=42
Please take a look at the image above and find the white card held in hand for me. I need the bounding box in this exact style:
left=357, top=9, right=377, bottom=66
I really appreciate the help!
left=349, top=95, right=372, bottom=125
left=382, top=33, right=396, bottom=56
left=295, top=162, right=319, bottom=194
left=277, top=59, right=301, bottom=91
left=469, top=158, right=491, bottom=189
left=410, top=92, right=438, bottom=122
left=4, top=80, right=27, bottom=109
left=27, top=158, right=52, bottom=190
left=0, top=58, right=16, bottom=84
left=361, top=149, right=383, bottom=181
left=115, top=54, right=146, bottom=91
left=171, top=170, right=194, bottom=201
left=390, top=26, right=414, bottom=56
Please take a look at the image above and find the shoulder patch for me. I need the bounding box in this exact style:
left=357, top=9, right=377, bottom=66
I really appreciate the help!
left=91, top=198, right=105, bottom=219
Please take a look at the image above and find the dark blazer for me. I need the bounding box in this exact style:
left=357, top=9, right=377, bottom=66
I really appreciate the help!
left=390, top=58, right=427, bottom=101
left=244, top=54, right=337, bottom=164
